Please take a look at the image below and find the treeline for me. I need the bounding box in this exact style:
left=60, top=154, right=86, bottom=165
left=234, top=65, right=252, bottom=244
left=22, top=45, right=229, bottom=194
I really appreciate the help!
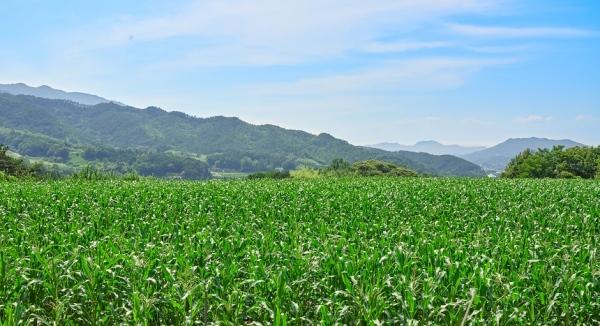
left=0, top=145, right=44, bottom=180
left=83, top=148, right=211, bottom=179
left=248, top=159, right=418, bottom=179
left=0, top=129, right=70, bottom=162
left=325, top=159, right=418, bottom=177
left=0, top=144, right=212, bottom=180
left=206, top=151, right=300, bottom=172
left=503, top=146, right=600, bottom=179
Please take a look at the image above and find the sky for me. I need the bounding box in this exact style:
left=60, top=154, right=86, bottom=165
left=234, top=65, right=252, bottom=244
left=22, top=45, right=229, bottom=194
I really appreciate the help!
left=1, top=0, right=599, bottom=146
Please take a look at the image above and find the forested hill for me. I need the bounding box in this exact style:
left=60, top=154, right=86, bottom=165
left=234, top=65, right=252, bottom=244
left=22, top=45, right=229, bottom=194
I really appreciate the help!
left=0, top=93, right=485, bottom=176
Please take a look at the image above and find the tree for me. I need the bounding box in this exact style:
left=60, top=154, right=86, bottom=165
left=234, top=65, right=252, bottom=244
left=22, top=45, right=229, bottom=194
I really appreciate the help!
left=503, top=146, right=600, bottom=179
left=0, top=144, right=42, bottom=178
left=329, top=158, right=350, bottom=171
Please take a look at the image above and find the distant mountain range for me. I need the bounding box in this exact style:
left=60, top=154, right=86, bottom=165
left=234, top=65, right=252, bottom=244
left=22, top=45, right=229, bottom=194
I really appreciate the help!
left=369, top=140, right=485, bottom=156
left=1, top=83, right=584, bottom=177
left=0, top=83, right=114, bottom=106
left=0, top=90, right=485, bottom=177
left=461, top=137, right=585, bottom=171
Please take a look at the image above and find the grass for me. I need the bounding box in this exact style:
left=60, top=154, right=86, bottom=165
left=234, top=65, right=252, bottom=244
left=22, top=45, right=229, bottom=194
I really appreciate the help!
left=0, top=178, right=598, bottom=324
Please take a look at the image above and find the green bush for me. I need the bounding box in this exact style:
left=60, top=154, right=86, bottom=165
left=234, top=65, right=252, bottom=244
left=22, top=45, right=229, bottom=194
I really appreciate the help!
left=0, top=144, right=43, bottom=179
left=0, top=170, right=16, bottom=181
left=320, top=159, right=418, bottom=177
left=70, top=166, right=119, bottom=181
left=503, top=146, right=600, bottom=179
left=291, top=167, right=321, bottom=178
left=247, top=170, right=291, bottom=179
left=351, top=160, right=418, bottom=177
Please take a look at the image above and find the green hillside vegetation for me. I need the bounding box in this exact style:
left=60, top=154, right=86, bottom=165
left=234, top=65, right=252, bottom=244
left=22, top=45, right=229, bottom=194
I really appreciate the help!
left=321, top=158, right=418, bottom=177
left=248, top=159, right=418, bottom=179
left=503, top=146, right=600, bottom=178
left=462, top=137, right=584, bottom=171
left=0, top=144, right=43, bottom=179
left=351, top=159, right=418, bottom=177
left=0, top=93, right=485, bottom=177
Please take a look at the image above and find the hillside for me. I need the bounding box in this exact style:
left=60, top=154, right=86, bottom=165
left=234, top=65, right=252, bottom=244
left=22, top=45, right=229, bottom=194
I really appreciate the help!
left=462, top=137, right=585, bottom=171
left=0, top=83, right=112, bottom=106
left=0, top=92, right=485, bottom=177
left=369, top=140, right=485, bottom=156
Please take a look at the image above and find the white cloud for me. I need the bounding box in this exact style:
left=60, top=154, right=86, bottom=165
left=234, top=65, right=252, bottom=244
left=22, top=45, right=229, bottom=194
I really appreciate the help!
left=245, top=57, right=517, bottom=95
left=575, top=114, right=597, bottom=122
left=449, top=23, right=594, bottom=38
left=515, top=115, right=553, bottom=123
left=85, top=0, right=499, bottom=66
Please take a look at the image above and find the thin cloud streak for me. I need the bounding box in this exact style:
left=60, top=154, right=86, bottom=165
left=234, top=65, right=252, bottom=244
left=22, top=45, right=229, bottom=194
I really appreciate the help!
left=449, top=23, right=595, bottom=38
left=245, top=57, right=518, bottom=96
left=75, top=0, right=500, bottom=67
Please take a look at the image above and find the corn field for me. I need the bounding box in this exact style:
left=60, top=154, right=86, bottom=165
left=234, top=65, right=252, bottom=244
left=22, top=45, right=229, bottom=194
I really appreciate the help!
left=0, top=178, right=598, bottom=324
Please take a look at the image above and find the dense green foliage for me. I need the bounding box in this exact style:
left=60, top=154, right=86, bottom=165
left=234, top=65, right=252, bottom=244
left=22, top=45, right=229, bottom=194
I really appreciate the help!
left=82, top=147, right=211, bottom=179
left=247, top=170, right=291, bottom=179
left=462, top=137, right=584, bottom=171
left=0, top=145, right=42, bottom=179
left=322, top=159, right=418, bottom=177
left=0, top=141, right=212, bottom=179
left=0, top=178, right=598, bottom=324
left=351, top=160, right=418, bottom=177
left=503, top=146, right=600, bottom=179
left=0, top=93, right=485, bottom=176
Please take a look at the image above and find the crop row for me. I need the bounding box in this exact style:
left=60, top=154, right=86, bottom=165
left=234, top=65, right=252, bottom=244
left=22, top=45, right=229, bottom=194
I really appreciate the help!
left=0, top=178, right=598, bottom=324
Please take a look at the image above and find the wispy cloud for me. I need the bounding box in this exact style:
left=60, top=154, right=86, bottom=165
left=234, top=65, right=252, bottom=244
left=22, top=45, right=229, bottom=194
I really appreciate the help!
left=449, top=23, right=594, bottom=38
left=516, top=115, right=553, bottom=123
left=575, top=114, right=597, bottom=122
left=246, top=57, right=517, bottom=95
left=361, top=41, right=453, bottom=53
left=80, top=0, right=499, bottom=66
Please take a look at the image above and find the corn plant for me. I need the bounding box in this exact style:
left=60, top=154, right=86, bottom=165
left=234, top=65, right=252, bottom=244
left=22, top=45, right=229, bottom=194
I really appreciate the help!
left=0, top=178, right=598, bottom=324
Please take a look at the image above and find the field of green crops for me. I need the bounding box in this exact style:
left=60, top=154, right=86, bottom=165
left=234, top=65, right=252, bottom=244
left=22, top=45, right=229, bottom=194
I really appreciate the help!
left=0, top=178, right=598, bottom=324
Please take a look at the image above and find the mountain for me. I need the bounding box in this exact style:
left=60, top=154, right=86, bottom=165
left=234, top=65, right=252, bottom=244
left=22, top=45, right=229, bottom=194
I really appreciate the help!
left=0, top=83, right=113, bottom=106
left=369, top=140, right=485, bottom=156
left=462, top=137, right=585, bottom=171
left=0, top=92, right=485, bottom=177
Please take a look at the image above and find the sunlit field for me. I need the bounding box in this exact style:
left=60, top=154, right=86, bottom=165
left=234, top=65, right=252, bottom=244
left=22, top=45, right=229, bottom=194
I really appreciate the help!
left=0, top=178, right=598, bottom=324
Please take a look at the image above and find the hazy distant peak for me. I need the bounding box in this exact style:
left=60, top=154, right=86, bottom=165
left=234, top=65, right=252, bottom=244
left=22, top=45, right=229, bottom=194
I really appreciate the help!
left=368, top=140, right=485, bottom=156
left=415, top=140, right=442, bottom=145
left=0, top=82, right=113, bottom=106
left=461, top=137, right=585, bottom=171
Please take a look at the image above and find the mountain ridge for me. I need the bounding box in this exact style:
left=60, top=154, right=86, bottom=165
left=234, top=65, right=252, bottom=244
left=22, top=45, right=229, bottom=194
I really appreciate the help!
left=462, top=137, right=585, bottom=171
left=0, top=91, right=485, bottom=177
left=368, top=140, right=486, bottom=156
left=0, top=82, right=116, bottom=106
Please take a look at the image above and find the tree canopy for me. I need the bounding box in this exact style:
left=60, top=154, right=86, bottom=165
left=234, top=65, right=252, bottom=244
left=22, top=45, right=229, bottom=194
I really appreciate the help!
left=0, top=145, right=42, bottom=178
left=502, top=146, right=600, bottom=179
left=322, top=159, right=418, bottom=177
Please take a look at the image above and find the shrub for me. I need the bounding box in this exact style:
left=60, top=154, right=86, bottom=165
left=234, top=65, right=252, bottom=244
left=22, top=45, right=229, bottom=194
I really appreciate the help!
left=503, top=146, right=600, bottom=179
left=351, top=160, right=418, bottom=177
left=247, top=170, right=291, bottom=180
left=291, top=167, right=321, bottom=179
left=0, top=170, right=16, bottom=181
left=70, top=166, right=118, bottom=181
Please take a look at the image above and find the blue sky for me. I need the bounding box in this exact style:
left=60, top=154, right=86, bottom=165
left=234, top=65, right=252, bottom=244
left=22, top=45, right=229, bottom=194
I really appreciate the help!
left=1, top=0, right=599, bottom=146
